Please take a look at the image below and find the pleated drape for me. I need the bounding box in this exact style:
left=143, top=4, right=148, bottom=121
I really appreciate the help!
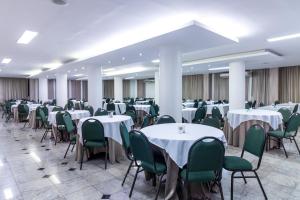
left=103, top=80, right=114, bottom=98
left=182, top=74, right=204, bottom=99
left=0, top=78, right=29, bottom=102
left=279, top=66, right=300, bottom=103
left=251, top=69, right=270, bottom=105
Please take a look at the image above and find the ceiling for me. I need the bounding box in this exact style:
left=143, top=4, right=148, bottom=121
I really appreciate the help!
left=1, top=0, right=300, bottom=79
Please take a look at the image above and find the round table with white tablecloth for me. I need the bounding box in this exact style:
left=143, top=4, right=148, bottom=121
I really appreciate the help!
left=135, top=100, right=149, bottom=105
left=47, top=110, right=91, bottom=125
left=182, top=108, right=197, bottom=123
left=76, top=115, right=134, bottom=163
left=182, top=102, right=195, bottom=108
left=141, top=123, right=227, bottom=199
left=224, top=109, right=283, bottom=147
left=258, top=103, right=298, bottom=113
left=103, top=102, right=126, bottom=114
left=133, top=104, right=150, bottom=113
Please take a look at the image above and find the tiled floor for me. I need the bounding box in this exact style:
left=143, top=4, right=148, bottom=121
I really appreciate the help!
left=0, top=115, right=300, bottom=200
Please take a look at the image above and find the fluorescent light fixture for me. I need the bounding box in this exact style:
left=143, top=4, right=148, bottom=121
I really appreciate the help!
left=3, top=188, right=13, bottom=200
left=102, top=68, right=115, bottom=72
left=0, top=160, right=3, bottom=167
left=1, top=58, right=12, bottom=64
left=267, top=33, right=300, bottom=42
left=103, top=67, right=148, bottom=76
left=17, top=30, right=38, bottom=44
left=208, top=66, right=229, bottom=71
left=151, top=59, right=160, bottom=64
left=29, top=69, right=43, bottom=77
left=73, top=74, right=84, bottom=77
left=30, top=152, right=41, bottom=163
left=125, top=76, right=135, bottom=80
left=183, top=50, right=278, bottom=66
left=43, top=62, right=62, bottom=70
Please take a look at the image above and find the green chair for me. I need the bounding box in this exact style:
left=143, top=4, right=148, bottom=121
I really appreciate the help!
left=293, top=104, right=298, bottom=113
left=245, top=102, right=252, bottom=109
left=201, top=117, right=221, bottom=129
left=39, top=109, right=53, bottom=143
left=18, top=104, right=29, bottom=127
left=268, top=113, right=300, bottom=158
left=277, top=107, right=292, bottom=128
left=212, top=106, right=224, bottom=127
left=125, top=110, right=137, bottom=125
left=52, top=106, right=63, bottom=112
left=180, top=137, right=225, bottom=200
left=80, top=118, right=108, bottom=170
left=128, top=130, right=166, bottom=199
left=35, top=106, right=43, bottom=131
left=119, top=122, right=134, bottom=186
left=192, top=106, right=206, bottom=124
left=55, top=111, right=68, bottom=145
left=224, top=124, right=267, bottom=200
left=63, top=113, right=77, bottom=158
left=156, top=115, right=176, bottom=124
left=84, top=105, right=94, bottom=116
left=141, top=115, right=151, bottom=128
left=94, top=108, right=108, bottom=116
left=41, top=106, right=49, bottom=117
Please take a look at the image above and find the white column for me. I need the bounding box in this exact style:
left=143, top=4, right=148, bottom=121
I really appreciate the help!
left=229, top=61, right=245, bottom=110
left=39, top=78, right=48, bottom=103
left=56, top=73, right=68, bottom=107
left=130, top=80, right=137, bottom=98
left=155, top=71, right=160, bottom=104
left=159, top=46, right=182, bottom=122
left=88, top=66, right=102, bottom=109
left=114, top=76, right=123, bottom=101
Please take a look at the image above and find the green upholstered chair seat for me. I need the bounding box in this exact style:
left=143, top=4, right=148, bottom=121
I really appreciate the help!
left=180, top=169, right=215, bottom=182
left=141, top=161, right=166, bottom=174
left=224, top=156, right=252, bottom=171
left=84, top=140, right=106, bottom=147
left=268, top=130, right=295, bottom=138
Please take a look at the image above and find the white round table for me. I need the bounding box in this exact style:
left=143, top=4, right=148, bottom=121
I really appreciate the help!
left=77, top=115, right=134, bottom=144
left=47, top=110, right=90, bottom=125
left=258, top=103, right=297, bottom=112
left=182, top=108, right=197, bottom=123
left=227, top=109, right=283, bottom=130
left=141, top=123, right=227, bottom=168
left=133, top=105, right=150, bottom=114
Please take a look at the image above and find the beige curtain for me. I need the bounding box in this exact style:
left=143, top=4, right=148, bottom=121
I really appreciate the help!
left=103, top=80, right=114, bottom=98
left=29, top=79, right=38, bottom=101
left=279, top=66, right=300, bottom=102
left=251, top=69, right=270, bottom=105
left=182, top=74, right=204, bottom=99
left=137, top=79, right=145, bottom=98
left=82, top=80, right=88, bottom=101
left=123, top=80, right=130, bottom=98
left=213, top=73, right=229, bottom=100
left=70, top=80, right=81, bottom=99
left=0, top=78, right=29, bottom=102
left=48, top=79, right=56, bottom=100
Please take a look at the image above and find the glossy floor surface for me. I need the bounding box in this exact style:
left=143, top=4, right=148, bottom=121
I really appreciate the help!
left=0, top=115, right=299, bottom=200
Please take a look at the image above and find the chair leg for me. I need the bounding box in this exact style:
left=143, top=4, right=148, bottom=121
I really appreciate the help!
left=80, top=146, right=84, bottom=170
left=104, top=145, right=108, bottom=170
left=281, top=139, right=288, bottom=158
left=241, top=171, right=247, bottom=184
left=218, top=182, right=224, bottom=200
left=187, top=182, right=191, bottom=200
left=292, top=137, right=300, bottom=155
left=155, top=174, right=164, bottom=200
left=254, top=171, right=267, bottom=200
left=40, top=129, right=48, bottom=143
left=122, top=160, right=133, bottom=186
left=71, top=143, right=75, bottom=152
left=129, top=166, right=140, bottom=197
left=64, top=142, right=71, bottom=158
left=230, top=171, right=236, bottom=200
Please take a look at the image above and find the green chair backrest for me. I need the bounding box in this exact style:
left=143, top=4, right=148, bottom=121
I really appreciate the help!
left=18, top=104, right=29, bottom=114
left=41, top=106, right=48, bottom=116
left=94, top=108, right=108, bottom=116
left=212, top=106, right=222, bottom=120
left=52, top=106, right=63, bottom=112
left=129, top=130, right=155, bottom=169
left=107, top=103, right=115, bottom=112
left=194, top=106, right=206, bottom=121
left=39, top=109, right=47, bottom=124
left=63, top=113, right=75, bottom=133
left=293, top=104, right=298, bottom=114
left=186, top=137, right=224, bottom=179
left=149, top=105, right=156, bottom=117
left=141, top=115, right=150, bottom=128
left=82, top=118, right=105, bottom=142
left=285, top=113, right=300, bottom=136
left=125, top=110, right=137, bottom=122
left=84, top=106, right=94, bottom=116
left=278, top=107, right=291, bottom=123
left=156, top=115, right=176, bottom=124
left=243, top=124, right=266, bottom=158
left=120, top=122, right=130, bottom=152
left=201, top=117, right=220, bottom=129
left=56, top=111, right=66, bottom=126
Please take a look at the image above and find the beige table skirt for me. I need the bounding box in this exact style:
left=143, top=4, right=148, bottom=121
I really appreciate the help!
left=28, top=110, right=40, bottom=129
left=13, top=107, right=19, bottom=122
left=224, top=119, right=281, bottom=148
left=74, top=136, right=125, bottom=164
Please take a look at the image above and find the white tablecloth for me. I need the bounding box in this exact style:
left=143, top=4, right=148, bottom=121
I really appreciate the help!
left=259, top=103, right=299, bottom=113
left=28, top=104, right=41, bottom=112
left=227, top=109, right=283, bottom=130
left=135, top=100, right=149, bottom=105
left=133, top=105, right=150, bottom=114
left=47, top=110, right=90, bottom=125
left=182, top=108, right=197, bottom=123
left=77, top=115, right=134, bottom=144
left=206, top=104, right=229, bottom=117
left=182, top=102, right=195, bottom=108
left=103, top=103, right=126, bottom=114
left=141, top=123, right=227, bottom=168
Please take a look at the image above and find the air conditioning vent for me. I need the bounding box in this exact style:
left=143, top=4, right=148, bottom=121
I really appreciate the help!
left=52, top=0, right=68, bottom=5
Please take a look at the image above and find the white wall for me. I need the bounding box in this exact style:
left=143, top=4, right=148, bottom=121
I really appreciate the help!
left=145, top=82, right=155, bottom=98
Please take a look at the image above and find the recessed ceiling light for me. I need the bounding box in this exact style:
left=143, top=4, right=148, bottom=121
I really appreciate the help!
left=108, top=60, right=111, bottom=64
left=74, top=74, right=84, bottom=77
left=267, top=33, right=300, bottom=42
left=125, top=76, right=135, bottom=80
left=52, top=0, right=68, bottom=5
left=81, top=66, right=85, bottom=70
left=102, top=68, right=115, bottom=72
left=1, top=58, right=12, bottom=64
left=43, top=62, right=62, bottom=70
left=208, top=66, right=229, bottom=71
left=74, top=69, right=78, bottom=72
left=103, top=66, right=148, bottom=76
left=139, top=53, right=143, bottom=56
left=151, top=59, right=160, bottom=63
left=17, top=30, right=38, bottom=44
left=122, top=57, right=126, bottom=61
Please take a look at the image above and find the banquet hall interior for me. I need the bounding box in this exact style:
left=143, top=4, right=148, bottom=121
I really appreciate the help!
left=1, top=0, right=300, bottom=199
